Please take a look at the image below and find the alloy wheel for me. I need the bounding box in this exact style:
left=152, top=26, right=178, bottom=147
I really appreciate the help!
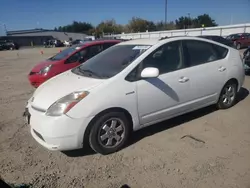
left=97, top=118, right=125, bottom=149
left=221, top=85, right=236, bottom=106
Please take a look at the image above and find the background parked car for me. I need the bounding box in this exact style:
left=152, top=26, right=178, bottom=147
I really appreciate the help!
left=71, top=39, right=85, bottom=45
left=198, top=35, right=235, bottom=48
left=44, top=39, right=64, bottom=48
left=226, top=33, right=250, bottom=49
left=28, top=40, right=121, bottom=87
left=63, top=40, right=72, bottom=47
left=0, top=40, right=19, bottom=50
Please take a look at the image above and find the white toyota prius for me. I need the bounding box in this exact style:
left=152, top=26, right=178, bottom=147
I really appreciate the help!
left=24, top=36, right=245, bottom=155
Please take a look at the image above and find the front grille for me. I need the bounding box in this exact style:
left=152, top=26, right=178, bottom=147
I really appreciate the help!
left=29, top=71, right=36, bottom=75
left=33, top=129, right=45, bottom=141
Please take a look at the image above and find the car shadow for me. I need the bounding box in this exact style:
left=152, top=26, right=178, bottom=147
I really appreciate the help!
left=128, top=87, right=249, bottom=147
left=236, top=87, right=249, bottom=104
left=61, top=145, right=95, bottom=157
left=63, top=87, right=249, bottom=157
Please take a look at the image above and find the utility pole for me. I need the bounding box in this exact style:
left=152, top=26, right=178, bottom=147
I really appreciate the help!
left=3, top=24, right=7, bottom=35
left=188, top=13, right=191, bottom=29
left=165, top=0, right=167, bottom=30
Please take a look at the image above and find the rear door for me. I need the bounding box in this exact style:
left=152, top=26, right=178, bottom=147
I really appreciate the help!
left=240, top=33, right=249, bottom=47
left=182, top=39, right=228, bottom=106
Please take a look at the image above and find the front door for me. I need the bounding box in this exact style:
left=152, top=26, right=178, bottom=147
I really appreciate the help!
left=62, top=48, right=88, bottom=73
left=137, top=40, right=192, bottom=125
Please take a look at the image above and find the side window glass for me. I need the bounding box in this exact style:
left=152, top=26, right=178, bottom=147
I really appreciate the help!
left=185, top=40, right=219, bottom=67
left=66, top=49, right=87, bottom=64
left=66, top=52, right=80, bottom=63
left=86, top=45, right=104, bottom=59
left=212, top=44, right=228, bottom=59
left=142, top=41, right=185, bottom=74
left=103, top=43, right=116, bottom=50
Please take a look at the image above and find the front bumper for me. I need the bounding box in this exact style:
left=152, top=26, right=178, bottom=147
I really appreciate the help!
left=28, top=74, right=48, bottom=88
left=24, top=105, right=93, bottom=151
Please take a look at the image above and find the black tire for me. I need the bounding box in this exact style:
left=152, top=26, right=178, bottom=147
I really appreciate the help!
left=216, top=81, right=237, bottom=109
left=89, top=111, right=130, bottom=155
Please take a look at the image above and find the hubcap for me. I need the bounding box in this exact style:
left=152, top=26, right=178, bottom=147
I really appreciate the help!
left=98, top=118, right=125, bottom=148
left=222, top=85, right=236, bottom=106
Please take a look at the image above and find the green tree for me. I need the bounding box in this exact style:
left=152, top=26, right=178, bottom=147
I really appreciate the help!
left=175, top=14, right=218, bottom=29
left=57, top=21, right=94, bottom=34
left=175, top=16, right=193, bottom=29
left=127, top=17, right=157, bottom=32
left=155, top=21, right=176, bottom=31
left=96, top=19, right=123, bottom=35
left=193, top=14, right=218, bottom=28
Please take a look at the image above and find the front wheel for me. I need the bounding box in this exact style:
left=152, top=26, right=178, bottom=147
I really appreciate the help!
left=89, top=112, right=130, bottom=155
left=216, top=81, right=237, bottom=109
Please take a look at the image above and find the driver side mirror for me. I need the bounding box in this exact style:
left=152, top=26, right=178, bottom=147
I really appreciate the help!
left=141, top=67, right=159, bottom=78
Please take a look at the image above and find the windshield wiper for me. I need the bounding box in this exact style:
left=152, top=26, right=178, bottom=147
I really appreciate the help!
left=80, top=68, right=99, bottom=77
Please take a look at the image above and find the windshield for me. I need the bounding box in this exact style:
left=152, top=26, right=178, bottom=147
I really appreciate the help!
left=49, top=45, right=82, bottom=61
left=72, top=44, right=151, bottom=79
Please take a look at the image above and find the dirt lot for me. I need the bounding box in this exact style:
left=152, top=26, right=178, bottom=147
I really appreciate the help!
left=0, top=48, right=250, bottom=188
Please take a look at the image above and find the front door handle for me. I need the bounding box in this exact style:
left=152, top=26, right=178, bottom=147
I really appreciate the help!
left=218, top=66, right=226, bottom=72
left=179, top=76, right=189, bottom=83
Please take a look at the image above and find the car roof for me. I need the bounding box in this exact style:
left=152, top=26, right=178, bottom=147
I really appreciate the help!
left=117, top=38, right=160, bottom=46
left=118, top=36, right=228, bottom=46
left=72, top=39, right=121, bottom=48
left=199, top=35, right=221, bottom=38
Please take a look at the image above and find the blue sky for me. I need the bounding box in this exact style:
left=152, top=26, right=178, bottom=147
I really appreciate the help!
left=0, top=0, right=250, bottom=35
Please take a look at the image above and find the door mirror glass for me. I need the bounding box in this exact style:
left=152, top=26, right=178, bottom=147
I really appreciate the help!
left=141, top=67, right=159, bottom=78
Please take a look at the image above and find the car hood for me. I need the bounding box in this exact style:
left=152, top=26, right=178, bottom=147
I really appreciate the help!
left=31, top=59, right=60, bottom=72
left=31, top=71, right=104, bottom=110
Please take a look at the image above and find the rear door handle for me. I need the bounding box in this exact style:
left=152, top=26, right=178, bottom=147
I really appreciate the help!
left=218, top=66, right=226, bottom=72
left=179, top=76, right=189, bottom=83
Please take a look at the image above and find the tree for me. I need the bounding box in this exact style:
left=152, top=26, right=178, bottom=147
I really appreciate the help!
left=175, top=14, right=218, bottom=29
left=96, top=19, right=123, bottom=35
left=56, top=21, right=94, bottom=34
left=127, top=17, right=157, bottom=32
left=175, top=16, right=193, bottom=29
left=155, top=21, right=176, bottom=31
left=193, top=14, right=218, bottom=28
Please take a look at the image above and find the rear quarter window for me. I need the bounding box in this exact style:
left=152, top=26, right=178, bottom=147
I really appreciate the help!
left=212, top=44, right=229, bottom=59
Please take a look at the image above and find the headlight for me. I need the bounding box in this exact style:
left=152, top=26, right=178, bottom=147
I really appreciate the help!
left=46, top=91, right=89, bottom=116
left=39, top=65, right=53, bottom=75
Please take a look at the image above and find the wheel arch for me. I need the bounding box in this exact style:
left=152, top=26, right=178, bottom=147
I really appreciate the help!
left=83, top=107, right=134, bottom=146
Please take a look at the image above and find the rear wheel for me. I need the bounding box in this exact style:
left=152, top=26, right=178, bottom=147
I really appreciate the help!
left=89, top=112, right=130, bottom=155
left=216, top=81, right=237, bottom=109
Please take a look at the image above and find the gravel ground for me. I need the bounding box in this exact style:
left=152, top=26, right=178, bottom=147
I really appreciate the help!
left=0, top=48, right=250, bottom=188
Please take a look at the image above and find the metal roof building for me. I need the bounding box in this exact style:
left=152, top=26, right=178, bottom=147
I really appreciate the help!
left=1, top=28, right=89, bottom=46
left=7, top=28, right=88, bottom=41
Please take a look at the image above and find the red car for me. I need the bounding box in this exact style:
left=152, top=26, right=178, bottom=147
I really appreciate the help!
left=28, top=40, right=121, bottom=88
left=226, top=33, right=250, bottom=50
